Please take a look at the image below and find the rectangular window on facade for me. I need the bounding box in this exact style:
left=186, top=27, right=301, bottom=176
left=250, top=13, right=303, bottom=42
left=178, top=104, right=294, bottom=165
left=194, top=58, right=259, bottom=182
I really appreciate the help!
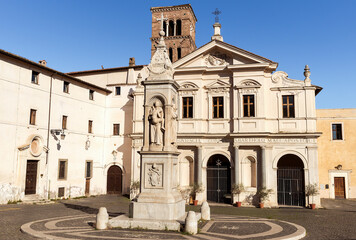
left=282, top=95, right=295, bottom=118
left=31, top=71, right=39, bottom=84
left=62, top=115, right=67, bottom=129
left=113, top=124, right=120, bottom=135
left=85, top=161, right=93, bottom=179
left=88, top=120, right=93, bottom=133
left=182, top=97, right=193, bottom=118
left=89, top=90, right=94, bottom=100
left=63, top=81, right=70, bottom=93
left=213, top=96, right=224, bottom=118
left=115, top=86, right=121, bottom=95
left=30, top=109, right=37, bottom=125
left=58, top=160, right=68, bottom=180
left=243, top=95, right=255, bottom=117
left=332, top=123, right=343, bottom=140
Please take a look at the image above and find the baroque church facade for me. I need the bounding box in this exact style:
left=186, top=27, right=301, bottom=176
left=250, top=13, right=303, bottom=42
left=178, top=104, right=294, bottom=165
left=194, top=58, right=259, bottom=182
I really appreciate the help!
left=0, top=4, right=322, bottom=207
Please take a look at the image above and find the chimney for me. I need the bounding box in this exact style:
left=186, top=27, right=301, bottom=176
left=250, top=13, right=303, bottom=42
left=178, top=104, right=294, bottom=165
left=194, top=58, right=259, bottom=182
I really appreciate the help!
left=129, top=57, right=135, bottom=67
left=39, top=60, right=47, bottom=66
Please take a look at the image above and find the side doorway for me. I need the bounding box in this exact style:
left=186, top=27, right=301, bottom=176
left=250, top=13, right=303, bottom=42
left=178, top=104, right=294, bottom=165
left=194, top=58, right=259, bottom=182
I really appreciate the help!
left=277, top=154, right=305, bottom=206
left=334, top=177, right=346, bottom=199
left=25, top=160, right=38, bottom=195
left=107, top=165, right=122, bottom=194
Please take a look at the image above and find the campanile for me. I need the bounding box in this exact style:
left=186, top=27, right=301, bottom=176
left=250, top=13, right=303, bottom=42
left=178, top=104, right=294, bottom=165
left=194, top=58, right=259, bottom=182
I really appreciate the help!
left=150, top=4, right=197, bottom=63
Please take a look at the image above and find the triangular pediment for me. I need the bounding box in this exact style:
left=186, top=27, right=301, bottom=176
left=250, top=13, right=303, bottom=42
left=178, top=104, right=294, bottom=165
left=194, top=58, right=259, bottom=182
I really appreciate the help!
left=205, top=79, right=231, bottom=89
left=173, top=40, right=276, bottom=70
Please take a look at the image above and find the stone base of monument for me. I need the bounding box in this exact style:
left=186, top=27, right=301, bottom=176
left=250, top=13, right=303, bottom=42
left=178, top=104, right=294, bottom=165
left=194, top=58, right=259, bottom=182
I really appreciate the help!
left=130, top=194, right=185, bottom=220
left=108, top=211, right=202, bottom=231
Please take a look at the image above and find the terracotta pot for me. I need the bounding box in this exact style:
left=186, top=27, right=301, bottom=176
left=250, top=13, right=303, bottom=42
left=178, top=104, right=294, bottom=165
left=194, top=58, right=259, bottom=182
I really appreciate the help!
left=193, top=200, right=198, bottom=206
left=310, top=203, right=316, bottom=210
left=259, top=203, right=264, bottom=208
left=236, top=201, right=242, bottom=207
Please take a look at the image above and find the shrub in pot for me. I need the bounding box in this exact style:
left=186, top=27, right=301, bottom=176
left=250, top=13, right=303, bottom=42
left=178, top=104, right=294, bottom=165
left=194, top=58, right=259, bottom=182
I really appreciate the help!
left=231, top=183, right=245, bottom=207
left=256, top=187, right=273, bottom=208
left=190, top=183, right=204, bottom=206
left=305, top=183, right=319, bottom=210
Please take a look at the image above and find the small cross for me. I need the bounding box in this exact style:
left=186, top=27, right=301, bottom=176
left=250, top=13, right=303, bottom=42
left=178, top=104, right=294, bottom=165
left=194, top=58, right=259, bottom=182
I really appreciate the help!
left=212, top=8, right=222, bottom=23
left=216, top=159, right=222, bottom=166
left=157, top=13, right=168, bottom=32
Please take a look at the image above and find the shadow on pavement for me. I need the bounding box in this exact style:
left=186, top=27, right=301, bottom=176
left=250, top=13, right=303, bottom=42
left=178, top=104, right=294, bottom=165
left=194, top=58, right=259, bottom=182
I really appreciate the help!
left=61, top=202, right=125, bottom=217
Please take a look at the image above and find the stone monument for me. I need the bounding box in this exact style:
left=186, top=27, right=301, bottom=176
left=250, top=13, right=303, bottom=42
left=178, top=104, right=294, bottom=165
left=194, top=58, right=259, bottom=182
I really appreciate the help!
left=108, top=13, right=185, bottom=230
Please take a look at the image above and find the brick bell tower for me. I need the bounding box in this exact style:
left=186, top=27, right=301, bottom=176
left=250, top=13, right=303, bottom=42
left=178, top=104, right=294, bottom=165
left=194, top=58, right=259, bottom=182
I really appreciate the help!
left=150, top=4, right=197, bottom=63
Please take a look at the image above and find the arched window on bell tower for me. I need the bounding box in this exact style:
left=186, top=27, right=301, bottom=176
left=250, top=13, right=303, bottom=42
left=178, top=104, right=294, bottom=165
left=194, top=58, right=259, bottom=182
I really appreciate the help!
left=177, top=48, right=182, bottom=60
left=176, top=19, right=182, bottom=36
left=163, top=21, right=167, bottom=36
left=169, top=48, right=173, bottom=62
left=168, top=20, right=174, bottom=36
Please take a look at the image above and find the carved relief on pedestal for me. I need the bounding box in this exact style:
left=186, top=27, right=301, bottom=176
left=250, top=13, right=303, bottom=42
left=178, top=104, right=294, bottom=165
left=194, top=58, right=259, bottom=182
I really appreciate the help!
left=145, top=163, right=163, bottom=188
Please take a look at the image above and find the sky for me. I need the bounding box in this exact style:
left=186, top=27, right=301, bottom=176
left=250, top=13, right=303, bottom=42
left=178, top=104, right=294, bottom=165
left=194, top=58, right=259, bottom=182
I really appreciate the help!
left=1, top=0, right=355, bottom=109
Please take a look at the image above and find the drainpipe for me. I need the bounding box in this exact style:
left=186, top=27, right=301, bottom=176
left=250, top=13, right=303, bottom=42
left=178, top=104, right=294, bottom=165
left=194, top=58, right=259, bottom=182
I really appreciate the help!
left=45, top=72, right=56, bottom=199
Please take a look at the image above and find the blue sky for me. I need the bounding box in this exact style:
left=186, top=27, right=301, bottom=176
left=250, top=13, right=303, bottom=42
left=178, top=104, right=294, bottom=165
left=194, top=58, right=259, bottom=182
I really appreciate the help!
left=1, top=0, right=355, bottom=109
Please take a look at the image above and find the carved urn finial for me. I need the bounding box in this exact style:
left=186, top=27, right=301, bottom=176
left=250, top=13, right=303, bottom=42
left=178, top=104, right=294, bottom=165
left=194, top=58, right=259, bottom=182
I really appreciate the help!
left=304, top=65, right=311, bottom=86
left=304, top=65, right=311, bottom=79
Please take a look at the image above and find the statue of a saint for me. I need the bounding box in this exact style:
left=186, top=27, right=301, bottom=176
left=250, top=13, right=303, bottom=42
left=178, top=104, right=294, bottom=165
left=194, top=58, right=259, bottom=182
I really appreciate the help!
left=149, top=100, right=165, bottom=145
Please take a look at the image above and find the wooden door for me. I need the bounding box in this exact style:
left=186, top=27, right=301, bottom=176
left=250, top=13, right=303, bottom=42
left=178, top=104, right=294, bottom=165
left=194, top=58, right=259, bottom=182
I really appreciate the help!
left=25, top=160, right=38, bottom=195
left=85, top=179, right=90, bottom=196
left=334, top=177, right=345, bottom=199
left=107, top=165, right=122, bottom=194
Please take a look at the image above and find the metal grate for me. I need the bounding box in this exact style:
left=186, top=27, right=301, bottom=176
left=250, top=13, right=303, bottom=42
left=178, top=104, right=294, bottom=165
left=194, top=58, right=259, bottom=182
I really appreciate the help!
left=277, top=168, right=305, bottom=206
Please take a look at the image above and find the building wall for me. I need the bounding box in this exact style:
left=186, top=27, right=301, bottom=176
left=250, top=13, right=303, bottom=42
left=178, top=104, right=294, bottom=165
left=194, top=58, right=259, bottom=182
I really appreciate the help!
left=317, top=109, right=356, bottom=199
left=0, top=55, right=112, bottom=203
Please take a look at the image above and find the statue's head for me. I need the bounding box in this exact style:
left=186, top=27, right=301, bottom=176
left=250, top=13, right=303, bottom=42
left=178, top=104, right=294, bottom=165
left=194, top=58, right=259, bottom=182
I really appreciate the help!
left=154, top=100, right=162, bottom=107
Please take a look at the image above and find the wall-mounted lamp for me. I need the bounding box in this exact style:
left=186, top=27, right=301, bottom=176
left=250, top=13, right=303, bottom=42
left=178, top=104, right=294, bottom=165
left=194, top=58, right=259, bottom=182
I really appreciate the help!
left=50, top=129, right=66, bottom=141
left=112, top=150, right=118, bottom=162
left=85, top=137, right=91, bottom=150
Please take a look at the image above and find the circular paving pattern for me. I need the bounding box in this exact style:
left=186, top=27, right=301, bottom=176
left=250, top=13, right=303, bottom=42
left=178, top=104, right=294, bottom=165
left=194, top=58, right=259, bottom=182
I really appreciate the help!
left=21, top=214, right=306, bottom=240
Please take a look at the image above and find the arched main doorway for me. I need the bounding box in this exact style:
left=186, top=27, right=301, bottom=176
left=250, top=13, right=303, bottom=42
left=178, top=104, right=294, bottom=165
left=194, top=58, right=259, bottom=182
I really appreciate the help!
left=277, top=154, right=305, bottom=206
left=107, top=165, right=122, bottom=194
left=207, top=154, right=231, bottom=203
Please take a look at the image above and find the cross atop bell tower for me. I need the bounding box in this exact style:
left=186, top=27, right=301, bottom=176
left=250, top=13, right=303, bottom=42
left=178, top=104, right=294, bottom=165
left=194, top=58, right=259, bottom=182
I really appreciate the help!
left=150, top=4, right=197, bottom=63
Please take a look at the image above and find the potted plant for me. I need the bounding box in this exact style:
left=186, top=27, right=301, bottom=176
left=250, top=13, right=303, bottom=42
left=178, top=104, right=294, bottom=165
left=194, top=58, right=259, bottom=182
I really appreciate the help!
left=178, top=185, right=192, bottom=204
left=256, top=187, right=273, bottom=208
left=305, top=183, right=319, bottom=210
left=190, top=183, right=204, bottom=206
left=231, top=183, right=245, bottom=207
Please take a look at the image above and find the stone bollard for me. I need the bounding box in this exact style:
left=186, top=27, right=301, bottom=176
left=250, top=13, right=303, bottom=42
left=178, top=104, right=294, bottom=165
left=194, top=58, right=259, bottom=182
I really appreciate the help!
left=185, top=211, right=197, bottom=235
left=201, top=201, right=210, bottom=220
left=96, top=207, right=109, bottom=230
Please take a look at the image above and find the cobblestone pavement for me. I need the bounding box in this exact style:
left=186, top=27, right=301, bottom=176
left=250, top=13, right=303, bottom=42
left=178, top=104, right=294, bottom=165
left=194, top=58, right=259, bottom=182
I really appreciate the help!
left=1, top=195, right=356, bottom=239
left=21, top=214, right=305, bottom=239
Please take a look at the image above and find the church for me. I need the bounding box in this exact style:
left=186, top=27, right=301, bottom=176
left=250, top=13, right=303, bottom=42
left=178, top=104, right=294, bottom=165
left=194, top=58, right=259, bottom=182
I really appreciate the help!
left=0, top=4, right=323, bottom=207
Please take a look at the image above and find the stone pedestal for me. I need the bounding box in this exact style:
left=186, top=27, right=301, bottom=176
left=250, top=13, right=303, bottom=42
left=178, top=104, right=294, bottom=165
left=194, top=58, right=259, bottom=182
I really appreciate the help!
left=131, top=151, right=185, bottom=220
